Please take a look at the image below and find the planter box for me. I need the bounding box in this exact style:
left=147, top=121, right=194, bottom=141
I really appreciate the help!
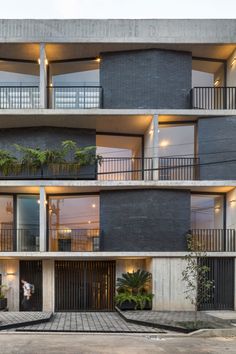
left=0, top=298, right=7, bottom=310
left=117, top=300, right=152, bottom=311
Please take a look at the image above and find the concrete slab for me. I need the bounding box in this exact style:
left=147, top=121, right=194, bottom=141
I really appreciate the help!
left=0, top=312, right=53, bottom=330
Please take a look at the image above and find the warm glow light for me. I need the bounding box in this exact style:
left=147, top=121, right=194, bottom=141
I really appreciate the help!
left=95, top=57, right=101, bottom=63
left=231, top=58, right=236, bottom=67
left=230, top=199, right=236, bottom=206
left=214, top=79, right=220, bottom=87
left=37, top=199, right=40, bottom=204
left=160, top=140, right=169, bottom=147
left=214, top=206, right=221, bottom=213
left=38, top=58, right=40, bottom=65
left=149, top=129, right=154, bottom=135
left=45, top=58, right=48, bottom=65
left=92, top=204, right=96, bottom=208
left=6, top=271, right=16, bottom=276
left=64, top=228, right=72, bottom=234
left=88, top=220, right=91, bottom=224
left=158, top=129, right=160, bottom=133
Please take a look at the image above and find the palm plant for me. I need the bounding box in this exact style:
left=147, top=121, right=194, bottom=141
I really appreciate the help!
left=117, top=269, right=152, bottom=295
left=0, top=149, right=17, bottom=175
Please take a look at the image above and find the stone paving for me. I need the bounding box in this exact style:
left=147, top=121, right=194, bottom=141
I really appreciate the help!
left=0, top=312, right=52, bottom=330
left=117, top=310, right=235, bottom=331
left=15, top=312, right=164, bottom=333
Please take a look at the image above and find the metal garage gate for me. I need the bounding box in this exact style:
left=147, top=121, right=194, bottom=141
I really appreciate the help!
left=55, top=261, right=116, bottom=311
left=198, top=257, right=234, bottom=310
left=19, top=260, right=43, bottom=311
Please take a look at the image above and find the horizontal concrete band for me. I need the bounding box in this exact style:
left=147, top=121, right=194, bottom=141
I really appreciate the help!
left=0, top=19, right=236, bottom=43
left=0, top=109, right=236, bottom=116
left=0, top=252, right=236, bottom=258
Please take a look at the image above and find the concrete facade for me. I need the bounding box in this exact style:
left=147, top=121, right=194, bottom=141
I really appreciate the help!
left=100, top=49, right=192, bottom=109
left=0, top=19, right=236, bottom=314
left=100, top=189, right=190, bottom=251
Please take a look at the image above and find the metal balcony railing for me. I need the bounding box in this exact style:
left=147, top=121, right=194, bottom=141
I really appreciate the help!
left=48, top=86, right=102, bottom=109
left=0, top=157, right=199, bottom=181
left=49, top=229, right=100, bottom=252
left=97, top=157, right=153, bottom=181
left=158, top=157, right=199, bottom=180
left=190, top=229, right=236, bottom=252
left=0, top=228, right=39, bottom=252
left=191, top=87, right=236, bottom=110
left=0, top=86, right=40, bottom=109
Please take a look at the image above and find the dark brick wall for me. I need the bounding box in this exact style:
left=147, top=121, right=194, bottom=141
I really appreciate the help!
left=100, top=49, right=192, bottom=109
left=100, top=189, right=190, bottom=251
left=198, top=117, right=236, bottom=180
left=0, top=127, right=96, bottom=179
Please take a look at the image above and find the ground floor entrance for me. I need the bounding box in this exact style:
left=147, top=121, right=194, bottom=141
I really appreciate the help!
left=198, top=257, right=235, bottom=310
left=54, top=260, right=116, bottom=311
left=19, top=260, right=43, bottom=311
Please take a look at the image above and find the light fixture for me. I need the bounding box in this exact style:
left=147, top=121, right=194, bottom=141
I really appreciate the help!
left=160, top=140, right=169, bottom=148
left=230, top=199, right=236, bottom=205
left=95, top=57, right=101, bottom=63
left=231, top=57, right=236, bottom=67
left=149, top=128, right=154, bottom=135
left=6, top=272, right=16, bottom=276
left=64, top=228, right=72, bottom=234
left=37, top=200, right=48, bottom=205
left=214, top=206, right=221, bottom=212
left=45, top=58, right=48, bottom=65
left=38, top=58, right=40, bottom=65
left=88, top=220, right=91, bottom=224
left=214, top=79, right=220, bottom=87
left=92, top=204, right=96, bottom=208
left=158, top=129, right=160, bottom=133
left=37, top=199, right=40, bottom=204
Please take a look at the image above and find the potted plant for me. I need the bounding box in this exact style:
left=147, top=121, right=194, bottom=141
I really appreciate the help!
left=115, top=269, right=154, bottom=310
left=0, top=285, right=8, bottom=310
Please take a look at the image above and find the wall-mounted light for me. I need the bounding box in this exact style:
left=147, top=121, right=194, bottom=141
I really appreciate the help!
left=231, top=57, right=236, bottom=67
left=160, top=140, right=169, bottom=148
left=5, top=272, right=16, bottom=276
left=88, top=220, right=91, bottom=224
left=38, top=58, right=48, bottom=65
left=37, top=200, right=48, bottom=205
left=214, top=206, right=221, bottom=213
left=38, top=58, right=40, bottom=65
left=230, top=199, right=236, bottom=206
left=95, top=57, right=101, bottom=63
left=149, top=128, right=154, bottom=135
left=214, top=79, right=220, bottom=87
left=158, top=129, right=160, bottom=133
left=92, top=204, right=96, bottom=208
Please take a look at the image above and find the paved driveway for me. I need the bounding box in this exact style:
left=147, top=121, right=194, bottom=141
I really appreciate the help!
left=1, top=333, right=236, bottom=354
left=15, top=312, right=162, bottom=333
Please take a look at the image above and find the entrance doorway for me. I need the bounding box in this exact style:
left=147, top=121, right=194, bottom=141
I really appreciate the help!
left=55, top=261, right=116, bottom=311
left=19, top=260, right=42, bottom=311
left=198, top=257, right=234, bottom=310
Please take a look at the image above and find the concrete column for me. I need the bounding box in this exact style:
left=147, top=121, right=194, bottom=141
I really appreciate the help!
left=152, top=114, right=159, bottom=180
left=43, top=260, right=54, bottom=311
left=39, top=186, right=47, bottom=252
left=150, top=257, right=195, bottom=311
left=39, top=43, right=47, bottom=108
left=0, top=260, right=19, bottom=311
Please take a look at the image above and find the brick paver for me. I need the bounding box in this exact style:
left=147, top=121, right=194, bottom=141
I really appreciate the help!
left=15, top=312, right=163, bottom=333
left=0, top=312, right=52, bottom=330
left=118, top=310, right=235, bottom=330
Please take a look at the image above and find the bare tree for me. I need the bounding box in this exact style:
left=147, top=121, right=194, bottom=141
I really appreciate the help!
left=182, top=234, right=214, bottom=327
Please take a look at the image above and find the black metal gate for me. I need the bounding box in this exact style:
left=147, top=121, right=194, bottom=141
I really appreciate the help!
left=19, top=260, right=43, bottom=311
left=198, top=257, right=234, bottom=310
left=55, top=261, right=116, bottom=311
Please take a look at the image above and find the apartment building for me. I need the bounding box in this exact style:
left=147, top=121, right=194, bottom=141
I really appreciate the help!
left=0, top=19, right=236, bottom=312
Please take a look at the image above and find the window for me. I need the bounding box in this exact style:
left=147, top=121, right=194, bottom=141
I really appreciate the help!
left=191, top=194, right=224, bottom=229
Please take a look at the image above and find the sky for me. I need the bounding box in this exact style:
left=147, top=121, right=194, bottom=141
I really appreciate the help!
left=0, top=0, right=236, bottom=19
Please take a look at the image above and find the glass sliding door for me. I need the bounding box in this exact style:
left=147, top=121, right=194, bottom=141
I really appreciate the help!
left=0, top=196, right=14, bottom=251
left=48, top=195, right=100, bottom=251
left=17, top=195, right=40, bottom=251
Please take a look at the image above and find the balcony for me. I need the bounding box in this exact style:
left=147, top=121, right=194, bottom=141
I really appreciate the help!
left=0, top=86, right=40, bottom=109
left=191, top=87, right=236, bottom=110
left=48, top=86, right=103, bottom=109
left=49, top=229, right=100, bottom=252
left=0, top=157, right=199, bottom=181
left=190, top=229, right=236, bottom=252
left=0, top=228, right=39, bottom=252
